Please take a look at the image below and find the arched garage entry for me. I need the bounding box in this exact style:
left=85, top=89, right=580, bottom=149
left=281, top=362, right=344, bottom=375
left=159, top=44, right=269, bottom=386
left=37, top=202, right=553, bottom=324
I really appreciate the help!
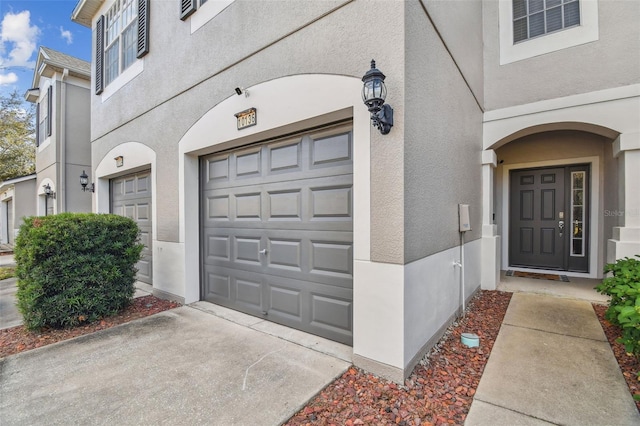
left=178, top=74, right=371, bottom=345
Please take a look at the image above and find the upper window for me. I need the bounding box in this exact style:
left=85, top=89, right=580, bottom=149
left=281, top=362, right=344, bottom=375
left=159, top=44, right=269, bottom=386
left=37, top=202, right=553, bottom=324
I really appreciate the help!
left=95, top=0, right=149, bottom=95
left=37, top=86, right=52, bottom=146
left=513, top=0, right=580, bottom=43
left=104, top=0, right=138, bottom=86
left=499, top=0, right=599, bottom=65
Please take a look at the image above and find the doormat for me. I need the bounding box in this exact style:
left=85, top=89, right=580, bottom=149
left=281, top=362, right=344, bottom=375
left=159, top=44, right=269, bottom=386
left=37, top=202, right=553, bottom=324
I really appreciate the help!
left=506, top=270, right=570, bottom=282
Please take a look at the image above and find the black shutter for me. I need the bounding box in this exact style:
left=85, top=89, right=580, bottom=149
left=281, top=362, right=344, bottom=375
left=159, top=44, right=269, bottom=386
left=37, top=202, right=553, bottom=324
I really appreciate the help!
left=180, top=0, right=197, bottom=20
left=137, top=0, right=150, bottom=58
left=95, top=15, right=105, bottom=95
left=47, top=86, right=53, bottom=137
left=35, top=103, right=40, bottom=147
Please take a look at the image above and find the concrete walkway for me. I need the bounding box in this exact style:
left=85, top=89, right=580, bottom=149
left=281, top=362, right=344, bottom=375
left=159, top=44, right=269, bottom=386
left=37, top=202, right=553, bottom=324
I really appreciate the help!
left=0, top=305, right=351, bottom=425
left=466, top=293, right=640, bottom=425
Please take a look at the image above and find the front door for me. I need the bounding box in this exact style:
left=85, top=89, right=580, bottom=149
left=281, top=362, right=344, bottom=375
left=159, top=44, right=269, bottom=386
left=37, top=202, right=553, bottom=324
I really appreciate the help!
left=509, top=165, right=589, bottom=272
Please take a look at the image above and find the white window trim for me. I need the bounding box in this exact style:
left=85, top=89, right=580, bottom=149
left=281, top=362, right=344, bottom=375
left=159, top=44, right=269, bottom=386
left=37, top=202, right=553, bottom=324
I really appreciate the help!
left=100, top=58, right=144, bottom=101
left=190, top=0, right=234, bottom=34
left=499, top=0, right=599, bottom=65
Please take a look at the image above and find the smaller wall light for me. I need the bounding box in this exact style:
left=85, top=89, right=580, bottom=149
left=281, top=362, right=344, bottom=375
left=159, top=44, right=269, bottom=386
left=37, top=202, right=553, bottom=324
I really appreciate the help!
left=43, top=184, right=55, bottom=199
left=80, top=170, right=94, bottom=193
left=362, top=59, right=393, bottom=135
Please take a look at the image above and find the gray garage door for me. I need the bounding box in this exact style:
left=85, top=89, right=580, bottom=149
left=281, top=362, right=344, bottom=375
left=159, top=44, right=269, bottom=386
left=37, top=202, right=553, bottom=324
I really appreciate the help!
left=111, top=171, right=152, bottom=284
left=201, top=124, right=353, bottom=344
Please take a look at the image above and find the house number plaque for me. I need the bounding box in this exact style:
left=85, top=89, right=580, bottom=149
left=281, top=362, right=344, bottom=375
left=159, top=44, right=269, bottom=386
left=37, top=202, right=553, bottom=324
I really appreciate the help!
left=235, top=108, right=257, bottom=130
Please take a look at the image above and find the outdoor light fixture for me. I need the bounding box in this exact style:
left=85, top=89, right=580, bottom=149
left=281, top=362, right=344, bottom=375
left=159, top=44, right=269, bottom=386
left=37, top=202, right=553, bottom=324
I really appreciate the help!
left=79, top=170, right=94, bottom=193
left=362, top=59, right=393, bottom=135
left=43, top=183, right=55, bottom=199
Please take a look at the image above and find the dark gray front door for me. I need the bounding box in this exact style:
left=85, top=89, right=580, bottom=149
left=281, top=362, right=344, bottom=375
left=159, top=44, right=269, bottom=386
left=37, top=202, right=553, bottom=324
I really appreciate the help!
left=509, top=165, right=589, bottom=272
left=111, top=171, right=153, bottom=284
left=201, top=124, right=353, bottom=345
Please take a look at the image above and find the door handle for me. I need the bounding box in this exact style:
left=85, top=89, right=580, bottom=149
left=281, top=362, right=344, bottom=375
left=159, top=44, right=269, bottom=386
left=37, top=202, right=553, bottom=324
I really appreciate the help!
left=558, top=220, right=564, bottom=236
left=259, top=249, right=267, bottom=255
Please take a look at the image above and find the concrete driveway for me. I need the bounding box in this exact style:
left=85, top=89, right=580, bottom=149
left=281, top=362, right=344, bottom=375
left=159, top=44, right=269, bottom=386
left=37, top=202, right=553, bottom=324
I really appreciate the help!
left=0, top=304, right=351, bottom=425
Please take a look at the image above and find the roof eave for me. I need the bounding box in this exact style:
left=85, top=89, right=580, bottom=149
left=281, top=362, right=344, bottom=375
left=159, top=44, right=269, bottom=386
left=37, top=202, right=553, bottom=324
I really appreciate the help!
left=71, top=0, right=103, bottom=28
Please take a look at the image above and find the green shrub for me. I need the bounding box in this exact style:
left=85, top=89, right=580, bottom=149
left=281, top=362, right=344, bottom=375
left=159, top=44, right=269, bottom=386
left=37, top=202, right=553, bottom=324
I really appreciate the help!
left=14, top=213, right=143, bottom=330
left=596, top=255, right=640, bottom=357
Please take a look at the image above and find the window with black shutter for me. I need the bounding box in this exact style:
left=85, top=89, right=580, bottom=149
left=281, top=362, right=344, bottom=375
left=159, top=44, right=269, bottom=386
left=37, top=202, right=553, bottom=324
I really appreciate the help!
left=95, top=0, right=149, bottom=94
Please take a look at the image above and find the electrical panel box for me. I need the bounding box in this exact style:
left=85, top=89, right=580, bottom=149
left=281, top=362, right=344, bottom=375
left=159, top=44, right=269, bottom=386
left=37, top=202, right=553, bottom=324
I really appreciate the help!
left=459, top=204, right=471, bottom=232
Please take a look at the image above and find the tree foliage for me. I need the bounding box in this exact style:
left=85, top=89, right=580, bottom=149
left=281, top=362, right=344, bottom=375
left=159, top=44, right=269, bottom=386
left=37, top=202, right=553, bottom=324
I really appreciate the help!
left=0, top=90, right=36, bottom=182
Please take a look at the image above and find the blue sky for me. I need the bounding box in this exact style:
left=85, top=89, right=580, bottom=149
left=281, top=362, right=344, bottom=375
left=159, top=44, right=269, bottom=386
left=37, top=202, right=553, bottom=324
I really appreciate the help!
left=0, top=0, right=91, bottom=100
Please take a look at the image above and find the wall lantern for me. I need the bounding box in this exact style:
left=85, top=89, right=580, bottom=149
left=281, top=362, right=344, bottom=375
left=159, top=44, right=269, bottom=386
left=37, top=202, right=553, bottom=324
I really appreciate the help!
left=362, top=59, right=393, bottom=135
left=79, top=170, right=94, bottom=193
left=43, top=183, right=55, bottom=199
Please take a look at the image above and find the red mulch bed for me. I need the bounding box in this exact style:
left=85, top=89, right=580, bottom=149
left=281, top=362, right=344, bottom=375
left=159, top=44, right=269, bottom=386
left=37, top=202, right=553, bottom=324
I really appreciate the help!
left=593, top=303, right=640, bottom=411
left=285, top=290, right=512, bottom=426
left=0, top=295, right=180, bottom=358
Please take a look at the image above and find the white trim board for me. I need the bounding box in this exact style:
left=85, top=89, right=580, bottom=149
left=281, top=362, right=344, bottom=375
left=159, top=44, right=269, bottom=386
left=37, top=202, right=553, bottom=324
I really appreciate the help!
left=501, top=156, right=601, bottom=279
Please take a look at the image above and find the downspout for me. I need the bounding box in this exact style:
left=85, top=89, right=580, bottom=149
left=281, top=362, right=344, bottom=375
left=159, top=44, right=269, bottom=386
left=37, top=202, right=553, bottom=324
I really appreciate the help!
left=60, top=68, right=69, bottom=212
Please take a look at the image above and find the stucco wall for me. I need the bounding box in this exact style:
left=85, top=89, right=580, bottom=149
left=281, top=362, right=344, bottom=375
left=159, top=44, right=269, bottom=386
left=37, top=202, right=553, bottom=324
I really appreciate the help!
left=90, top=0, right=405, bottom=246
left=404, top=0, right=483, bottom=263
left=65, top=84, right=91, bottom=167
left=483, top=0, right=640, bottom=111
left=13, top=179, right=37, bottom=223
left=421, top=0, right=484, bottom=106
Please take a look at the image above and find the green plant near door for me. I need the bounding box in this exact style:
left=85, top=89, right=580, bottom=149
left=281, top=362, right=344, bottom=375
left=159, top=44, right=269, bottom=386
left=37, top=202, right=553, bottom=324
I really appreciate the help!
left=14, top=213, right=143, bottom=330
left=596, top=256, right=640, bottom=359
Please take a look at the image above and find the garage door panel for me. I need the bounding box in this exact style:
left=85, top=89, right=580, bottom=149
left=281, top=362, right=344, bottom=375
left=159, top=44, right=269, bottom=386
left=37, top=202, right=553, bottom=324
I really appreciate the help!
left=310, top=241, right=353, bottom=278
left=204, top=195, right=230, bottom=220
left=201, top=124, right=352, bottom=345
left=136, top=203, right=150, bottom=221
left=236, top=278, right=262, bottom=309
left=204, top=156, right=230, bottom=184
left=310, top=131, right=352, bottom=168
left=268, top=238, right=302, bottom=271
left=267, top=189, right=302, bottom=220
left=136, top=258, right=152, bottom=282
left=235, top=147, right=262, bottom=178
left=269, top=139, right=302, bottom=173
left=311, top=294, right=352, bottom=336
left=235, top=236, right=263, bottom=265
left=235, top=192, right=262, bottom=220
left=268, top=283, right=302, bottom=320
left=203, top=264, right=232, bottom=300
left=310, top=185, right=352, bottom=219
left=124, top=178, right=135, bottom=194
left=205, top=234, right=231, bottom=261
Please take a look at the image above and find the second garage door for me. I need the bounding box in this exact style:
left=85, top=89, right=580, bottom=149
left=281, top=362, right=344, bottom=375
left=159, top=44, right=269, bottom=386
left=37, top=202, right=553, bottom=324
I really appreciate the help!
left=111, top=171, right=152, bottom=284
left=201, top=123, right=353, bottom=344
